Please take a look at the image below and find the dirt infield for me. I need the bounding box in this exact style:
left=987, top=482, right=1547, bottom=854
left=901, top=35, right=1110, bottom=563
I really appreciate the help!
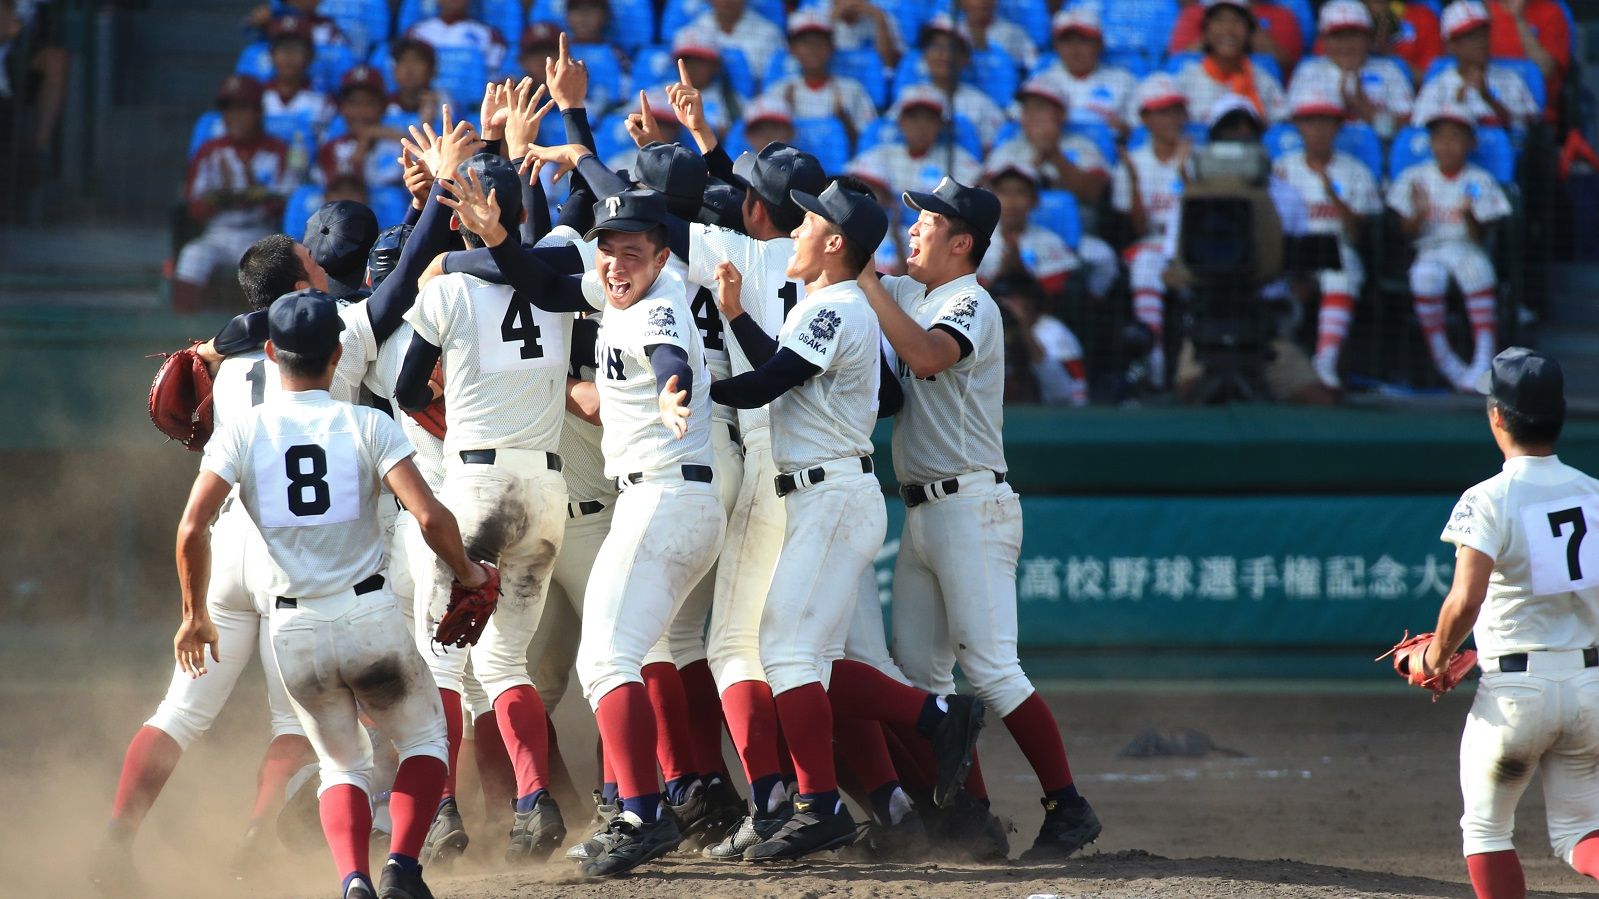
left=4, top=632, right=1596, bottom=899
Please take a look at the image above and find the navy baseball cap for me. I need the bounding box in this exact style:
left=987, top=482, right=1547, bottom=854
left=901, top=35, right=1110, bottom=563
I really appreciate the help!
left=633, top=141, right=709, bottom=214
left=366, top=223, right=413, bottom=289
left=1477, top=347, right=1565, bottom=420
left=698, top=179, right=746, bottom=231
left=585, top=189, right=667, bottom=241
left=304, top=200, right=380, bottom=294
left=791, top=182, right=888, bottom=255
left=455, top=153, right=523, bottom=234
left=732, top=142, right=826, bottom=218
left=269, top=288, right=345, bottom=356
left=904, top=176, right=1001, bottom=238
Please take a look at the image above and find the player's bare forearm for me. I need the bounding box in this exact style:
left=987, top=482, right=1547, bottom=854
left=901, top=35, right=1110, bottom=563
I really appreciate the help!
left=567, top=376, right=601, bottom=425
left=859, top=273, right=961, bottom=378
left=384, top=458, right=482, bottom=584
left=174, top=471, right=230, bottom=621
left=1426, top=546, right=1494, bottom=669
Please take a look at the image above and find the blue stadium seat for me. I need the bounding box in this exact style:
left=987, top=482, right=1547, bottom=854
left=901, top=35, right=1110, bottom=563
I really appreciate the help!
left=857, top=115, right=982, bottom=159
left=394, top=0, right=439, bottom=34
left=1388, top=124, right=1516, bottom=183
left=722, top=46, right=758, bottom=97
left=835, top=47, right=889, bottom=110
left=483, top=0, right=526, bottom=45
left=1000, top=0, right=1051, bottom=50
left=188, top=111, right=226, bottom=159
left=284, top=184, right=325, bottom=238
left=604, top=0, right=659, bottom=53
left=1263, top=121, right=1302, bottom=160
left=432, top=44, right=490, bottom=106
left=1165, top=51, right=1281, bottom=84
left=235, top=42, right=274, bottom=82
left=1275, top=0, right=1314, bottom=54
left=792, top=117, right=851, bottom=174
left=993, top=119, right=1019, bottom=146
left=796, top=0, right=923, bottom=54
left=1387, top=125, right=1431, bottom=179
left=627, top=44, right=675, bottom=95
left=1097, top=0, right=1181, bottom=56
left=594, top=111, right=633, bottom=162
left=663, top=0, right=786, bottom=41
left=1103, top=48, right=1157, bottom=79
left=265, top=110, right=320, bottom=153
left=311, top=42, right=362, bottom=95
left=764, top=51, right=802, bottom=87
left=1033, top=188, right=1082, bottom=250
left=1421, top=55, right=1546, bottom=111
left=722, top=121, right=752, bottom=160
left=893, top=51, right=930, bottom=91
left=1067, top=121, right=1116, bottom=166
left=368, top=41, right=397, bottom=92
left=967, top=47, right=1022, bottom=107
left=318, top=0, right=391, bottom=55
left=369, top=184, right=413, bottom=229
left=1335, top=121, right=1383, bottom=179
left=569, top=43, right=625, bottom=112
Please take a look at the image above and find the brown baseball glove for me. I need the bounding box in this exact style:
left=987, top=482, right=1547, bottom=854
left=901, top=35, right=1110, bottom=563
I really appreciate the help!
left=1377, top=631, right=1477, bottom=700
left=405, top=360, right=446, bottom=440
left=149, top=344, right=215, bottom=451
left=434, top=563, right=500, bottom=648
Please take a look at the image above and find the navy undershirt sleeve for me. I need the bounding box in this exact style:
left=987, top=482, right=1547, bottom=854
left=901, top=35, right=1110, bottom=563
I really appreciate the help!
left=703, top=144, right=736, bottom=183
left=213, top=309, right=269, bottom=354
left=877, top=353, right=903, bottom=419
left=365, top=179, right=454, bottom=344
left=395, top=332, right=442, bottom=412
left=441, top=242, right=592, bottom=312
left=727, top=312, right=778, bottom=366
left=576, top=154, right=629, bottom=200
left=646, top=343, right=694, bottom=402
left=563, top=108, right=597, bottom=153
left=710, top=348, right=820, bottom=408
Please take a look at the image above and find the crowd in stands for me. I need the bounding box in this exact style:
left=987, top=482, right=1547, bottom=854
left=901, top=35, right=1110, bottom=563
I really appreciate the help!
left=174, top=0, right=1580, bottom=404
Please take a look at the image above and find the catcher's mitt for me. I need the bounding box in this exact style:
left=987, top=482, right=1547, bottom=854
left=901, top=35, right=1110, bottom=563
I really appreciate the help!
left=405, top=360, right=446, bottom=440
left=434, top=563, right=500, bottom=648
left=149, top=344, right=215, bottom=451
left=1377, top=631, right=1477, bottom=700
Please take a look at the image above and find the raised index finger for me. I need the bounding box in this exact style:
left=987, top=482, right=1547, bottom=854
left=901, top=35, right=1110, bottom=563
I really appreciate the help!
left=677, top=57, right=692, bottom=86
left=559, top=31, right=571, bottom=65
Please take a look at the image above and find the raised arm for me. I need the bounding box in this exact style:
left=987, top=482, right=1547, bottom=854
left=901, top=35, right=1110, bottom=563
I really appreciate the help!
left=859, top=267, right=966, bottom=379
left=434, top=170, right=591, bottom=312
left=711, top=261, right=779, bottom=365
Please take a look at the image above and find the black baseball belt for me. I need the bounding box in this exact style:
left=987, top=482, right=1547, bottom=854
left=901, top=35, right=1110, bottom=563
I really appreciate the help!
left=775, top=456, right=873, bottom=498
left=901, top=471, right=1006, bottom=508
left=1492, top=647, right=1599, bottom=673
left=617, top=464, right=714, bottom=489
left=459, top=449, right=563, bottom=471
left=277, top=573, right=384, bottom=609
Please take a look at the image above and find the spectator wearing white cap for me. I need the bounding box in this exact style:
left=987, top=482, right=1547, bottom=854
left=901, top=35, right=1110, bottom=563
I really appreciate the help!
left=916, top=15, right=1007, bottom=150
left=757, top=11, right=878, bottom=142
left=1411, top=0, right=1538, bottom=130
left=956, top=0, right=1038, bottom=73
left=1113, top=73, right=1191, bottom=386
left=1033, top=8, right=1138, bottom=135
left=689, top=0, right=784, bottom=85
left=848, top=85, right=982, bottom=204
left=987, top=77, right=1110, bottom=204
left=1274, top=81, right=1382, bottom=389
left=654, top=29, right=738, bottom=134
left=1289, top=0, right=1414, bottom=137
left=978, top=160, right=1079, bottom=297
left=1387, top=101, right=1511, bottom=391
left=1172, top=0, right=1289, bottom=123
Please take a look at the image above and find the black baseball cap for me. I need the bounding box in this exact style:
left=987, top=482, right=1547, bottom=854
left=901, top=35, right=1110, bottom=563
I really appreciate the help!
left=585, top=189, right=667, bottom=241
left=366, top=222, right=413, bottom=289
left=633, top=141, right=709, bottom=215
left=304, top=200, right=380, bottom=295
left=904, top=176, right=1001, bottom=237
left=269, top=288, right=345, bottom=356
left=732, top=142, right=826, bottom=217
left=455, top=153, right=523, bottom=235
left=791, top=182, right=888, bottom=255
left=698, top=179, right=746, bottom=232
left=1476, top=347, right=1565, bottom=421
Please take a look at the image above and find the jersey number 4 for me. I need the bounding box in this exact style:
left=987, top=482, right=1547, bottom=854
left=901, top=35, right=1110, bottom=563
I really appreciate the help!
left=501, top=292, right=545, bottom=360
left=691, top=288, right=725, bottom=352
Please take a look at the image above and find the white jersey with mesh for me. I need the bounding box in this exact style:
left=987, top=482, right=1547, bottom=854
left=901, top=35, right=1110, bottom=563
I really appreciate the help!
left=770, top=280, right=880, bottom=472
left=366, top=321, right=446, bottom=490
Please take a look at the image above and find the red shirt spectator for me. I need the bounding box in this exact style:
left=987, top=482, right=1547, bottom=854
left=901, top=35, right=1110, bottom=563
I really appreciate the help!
left=1485, top=0, right=1568, bottom=109
left=1169, top=0, right=1304, bottom=73
left=1353, top=0, right=1444, bottom=82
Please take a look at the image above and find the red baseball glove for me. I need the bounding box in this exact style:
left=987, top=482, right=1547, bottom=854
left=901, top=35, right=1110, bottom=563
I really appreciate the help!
left=405, top=360, right=446, bottom=440
left=149, top=344, right=215, bottom=451
left=434, top=563, right=500, bottom=648
left=1377, top=631, right=1477, bottom=700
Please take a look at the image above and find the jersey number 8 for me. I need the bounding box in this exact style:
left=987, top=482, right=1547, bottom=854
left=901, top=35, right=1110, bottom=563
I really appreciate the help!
left=284, top=445, right=332, bottom=517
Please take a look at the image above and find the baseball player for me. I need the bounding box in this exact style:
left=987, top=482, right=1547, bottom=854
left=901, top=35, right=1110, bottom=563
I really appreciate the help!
left=858, top=177, right=1103, bottom=860
left=1424, top=348, right=1599, bottom=898
left=708, top=181, right=981, bottom=862
left=177, top=288, right=486, bottom=899
left=397, top=153, right=575, bottom=864
left=1287, top=0, right=1414, bottom=135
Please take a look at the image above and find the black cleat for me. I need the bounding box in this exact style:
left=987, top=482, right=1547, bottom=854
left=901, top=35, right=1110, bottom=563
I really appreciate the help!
left=418, top=797, right=468, bottom=869
left=376, top=858, right=433, bottom=899
left=344, top=878, right=376, bottom=899
left=669, top=780, right=724, bottom=850
left=851, top=809, right=931, bottom=861
left=935, top=789, right=1012, bottom=861
left=88, top=836, right=145, bottom=899
left=703, top=802, right=791, bottom=860
left=694, top=776, right=747, bottom=847
left=564, top=792, right=622, bottom=860
left=227, top=822, right=272, bottom=881
left=577, top=810, right=684, bottom=877
left=743, top=798, right=858, bottom=861
left=506, top=794, right=566, bottom=864
left=930, top=694, right=985, bottom=808
left=1019, top=795, right=1101, bottom=861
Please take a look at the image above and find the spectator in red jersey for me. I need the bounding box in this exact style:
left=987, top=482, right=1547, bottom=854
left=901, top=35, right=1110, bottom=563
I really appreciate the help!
left=1483, top=0, right=1568, bottom=114
left=1357, top=0, right=1443, bottom=82
left=1169, top=0, right=1304, bottom=73
left=316, top=65, right=400, bottom=192
left=173, top=75, right=290, bottom=312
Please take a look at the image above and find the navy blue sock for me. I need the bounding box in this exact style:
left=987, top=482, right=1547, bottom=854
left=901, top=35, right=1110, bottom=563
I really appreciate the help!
left=513, top=788, right=548, bottom=814
left=341, top=872, right=374, bottom=895
left=601, top=782, right=619, bottom=805
left=663, top=773, right=700, bottom=806
left=1045, top=784, right=1085, bottom=807
left=914, top=695, right=946, bottom=738
left=435, top=796, right=454, bottom=813
left=797, top=790, right=841, bottom=816
left=750, top=774, right=784, bottom=813
left=868, top=781, right=902, bottom=826
left=385, top=853, right=420, bottom=876
left=621, top=793, right=662, bottom=823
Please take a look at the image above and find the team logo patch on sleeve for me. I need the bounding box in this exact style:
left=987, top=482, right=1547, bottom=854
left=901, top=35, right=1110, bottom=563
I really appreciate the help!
left=648, top=305, right=677, bottom=330
left=946, top=296, right=978, bottom=323
left=808, top=308, right=841, bottom=341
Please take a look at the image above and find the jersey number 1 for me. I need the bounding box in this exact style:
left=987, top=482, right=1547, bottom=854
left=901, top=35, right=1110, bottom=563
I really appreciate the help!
left=1549, top=507, right=1588, bottom=581
left=285, top=444, right=332, bottom=517
left=501, top=292, right=545, bottom=360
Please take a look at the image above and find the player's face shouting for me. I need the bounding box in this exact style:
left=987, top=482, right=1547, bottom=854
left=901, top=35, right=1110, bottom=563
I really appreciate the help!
left=595, top=230, right=670, bottom=309
left=785, top=211, right=830, bottom=282
left=906, top=210, right=956, bottom=282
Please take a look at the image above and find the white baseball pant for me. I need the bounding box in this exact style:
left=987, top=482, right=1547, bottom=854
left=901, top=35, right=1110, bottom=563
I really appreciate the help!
left=707, top=427, right=787, bottom=691
left=1409, top=242, right=1496, bottom=298
left=576, top=478, right=726, bottom=707
left=269, top=581, right=448, bottom=797
left=1078, top=235, right=1120, bottom=299
left=759, top=466, right=887, bottom=697
left=417, top=450, right=567, bottom=703
left=1460, top=655, right=1599, bottom=864
left=890, top=475, right=1034, bottom=718
left=174, top=222, right=271, bottom=285
left=145, top=502, right=304, bottom=749
left=526, top=502, right=614, bottom=712
left=819, top=562, right=914, bottom=689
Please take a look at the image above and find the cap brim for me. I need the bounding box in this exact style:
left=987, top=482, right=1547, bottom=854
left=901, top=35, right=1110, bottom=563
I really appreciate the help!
left=898, top=100, right=945, bottom=116
left=1053, top=25, right=1102, bottom=39
left=1016, top=89, right=1066, bottom=110
left=1293, top=103, right=1346, bottom=118
left=1140, top=95, right=1187, bottom=112
left=789, top=189, right=834, bottom=226
left=1322, top=22, right=1371, bottom=33
left=902, top=189, right=961, bottom=219
left=788, top=24, right=832, bottom=38
left=583, top=218, right=662, bottom=242
left=675, top=48, right=720, bottom=62
left=1427, top=113, right=1476, bottom=130
left=1447, top=21, right=1491, bottom=38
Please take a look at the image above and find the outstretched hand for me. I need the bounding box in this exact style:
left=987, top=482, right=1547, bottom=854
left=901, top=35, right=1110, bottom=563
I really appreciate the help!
left=657, top=374, right=692, bottom=439
left=523, top=142, right=593, bottom=183
left=504, top=80, right=557, bottom=161
left=546, top=33, right=590, bottom=110
left=625, top=90, right=669, bottom=148
left=437, top=168, right=508, bottom=247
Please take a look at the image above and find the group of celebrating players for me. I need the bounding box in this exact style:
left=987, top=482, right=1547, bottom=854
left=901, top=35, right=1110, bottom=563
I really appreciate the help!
left=97, top=42, right=1099, bottom=899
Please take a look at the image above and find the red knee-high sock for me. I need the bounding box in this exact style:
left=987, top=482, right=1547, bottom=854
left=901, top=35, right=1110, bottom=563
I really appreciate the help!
left=1571, top=831, right=1599, bottom=879
left=771, top=683, right=836, bottom=796
left=1316, top=292, right=1355, bottom=358
left=600, top=732, right=614, bottom=787
left=438, top=689, right=463, bottom=799
left=595, top=684, right=659, bottom=800
left=883, top=724, right=934, bottom=793
left=1002, top=693, right=1073, bottom=794
left=473, top=711, right=515, bottom=813
left=965, top=750, right=990, bottom=801
left=388, top=755, right=448, bottom=859
left=642, top=661, right=698, bottom=784
left=775, top=719, right=796, bottom=779
left=545, top=713, right=580, bottom=807
left=832, top=718, right=899, bottom=794
left=827, top=659, right=929, bottom=727
left=249, top=733, right=314, bottom=822
left=1467, top=850, right=1526, bottom=899
left=721, top=679, right=783, bottom=783
left=319, top=784, right=373, bottom=882
left=108, top=726, right=184, bottom=837
left=493, top=685, right=551, bottom=800
left=678, top=660, right=729, bottom=777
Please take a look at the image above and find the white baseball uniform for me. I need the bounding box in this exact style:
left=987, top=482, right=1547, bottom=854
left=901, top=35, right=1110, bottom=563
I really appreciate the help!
left=1273, top=149, right=1381, bottom=299
left=1032, top=315, right=1089, bottom=407
left=881, top=274, right=1035, bottom=718
left=575, top=266, right=726, bottom=707
left=1386, top=160, right=1510, bottom=300
left=848, top=144, right=983, bottom=206
left=176, top=138, right=289, bottom=287
left=987, top=134, right=1110, bottom=187
left=404, top=272, right=571, bottom=703
left=688, top=8, right=785, bottom=86
left=977, top=224, right=1078, bottom=286
left=201, top=389, right=446, bottom=797
left=1113, top=143, right=1185, bottom=341
left=1289, top=57, right=1415, bottom=129
left=1173, top=58, right=1289, bottom=122
left=1441, top=454, right=1599, bottom=864
left=758, top=75, right=879, bottom=134
left=1412, top=66, right=1539, bottom=130
left=1033, top=61, right=1140, bottom=127
left=757, top=280, right=887, bottom=697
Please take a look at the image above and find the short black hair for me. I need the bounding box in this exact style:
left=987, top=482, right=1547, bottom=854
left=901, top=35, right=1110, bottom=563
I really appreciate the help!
left=821, top=220, right=873, bottom=275
left=238, top=234, right=307, bottom=311
left=1491, top=398, right=1564, bottom=446
left=750, top=192, right=805, bottom=233
left=273, top=346, right=336, bottom=379
left=945, top=214, right=989, bottom=266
